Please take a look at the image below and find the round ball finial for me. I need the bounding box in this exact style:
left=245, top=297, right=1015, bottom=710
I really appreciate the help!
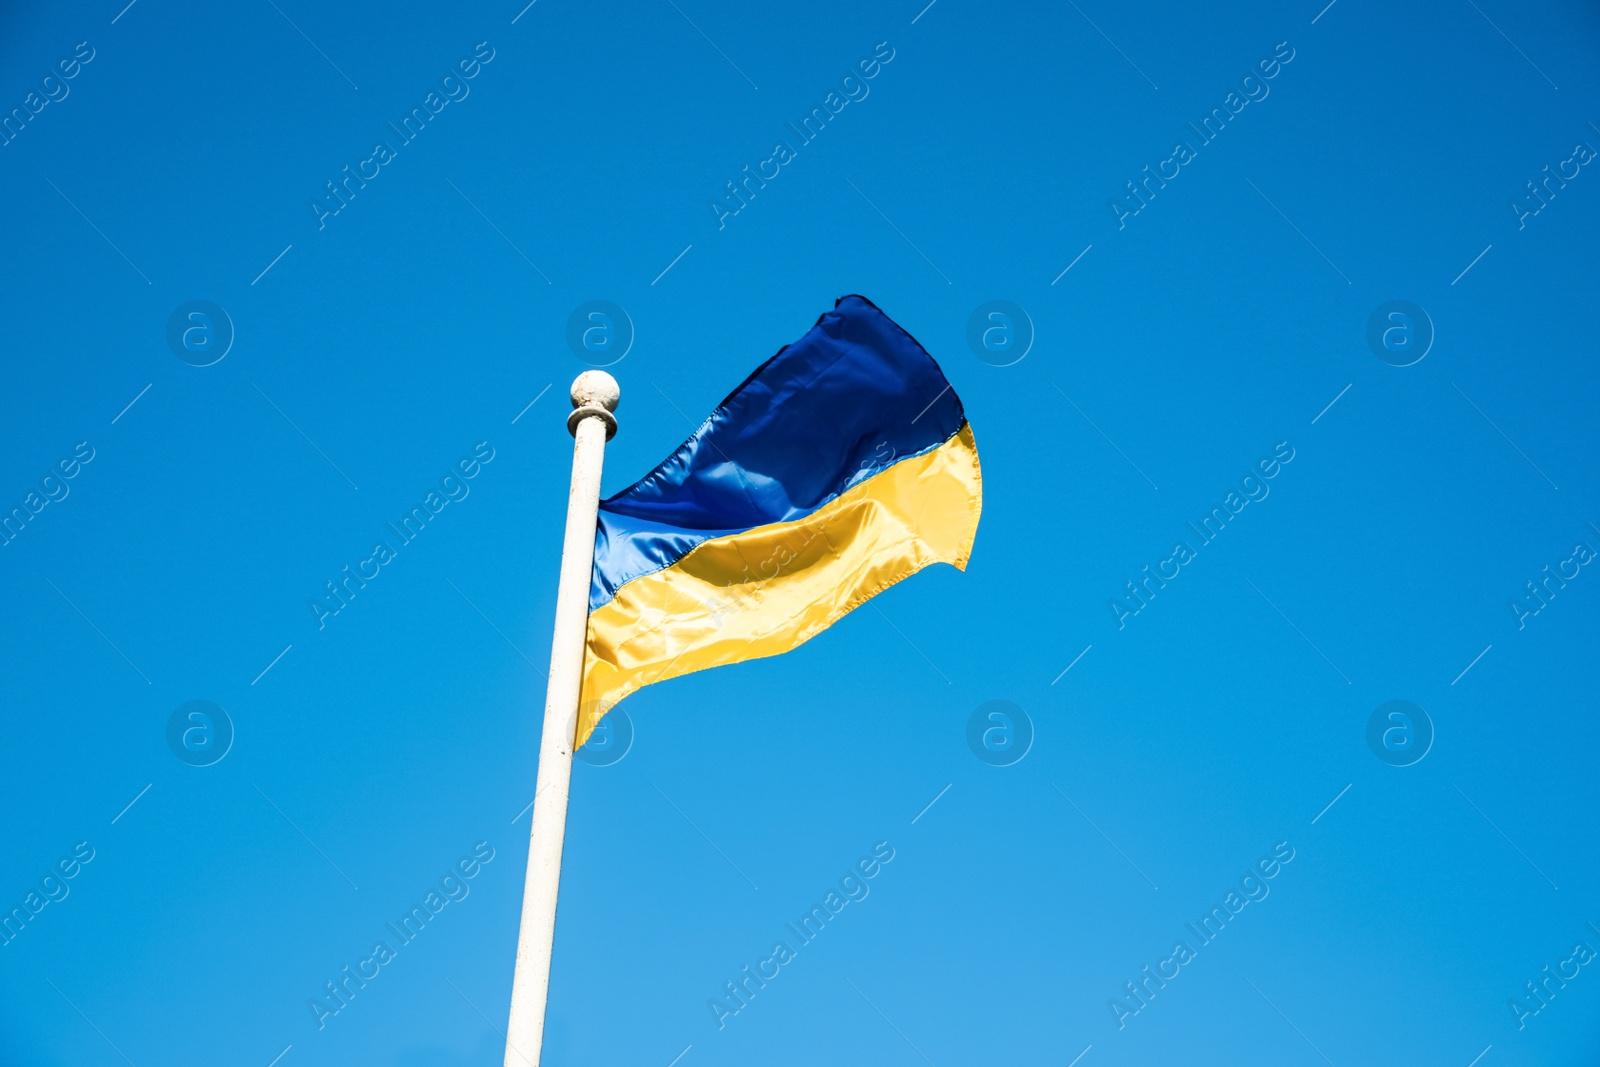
left=571, top=371, right=620, bottom=412
left=568, top=371, right=620, bottom=439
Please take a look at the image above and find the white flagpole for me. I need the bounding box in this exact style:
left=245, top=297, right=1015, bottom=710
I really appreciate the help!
left=504, top=371, right=619, bottom=1067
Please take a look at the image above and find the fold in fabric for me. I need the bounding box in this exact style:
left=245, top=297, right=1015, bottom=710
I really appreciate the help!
left=589, top=295, right=966, bottom=612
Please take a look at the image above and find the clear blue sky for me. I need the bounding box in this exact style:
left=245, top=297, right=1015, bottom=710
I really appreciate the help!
left=2, top=1, right=1598, bottom=1065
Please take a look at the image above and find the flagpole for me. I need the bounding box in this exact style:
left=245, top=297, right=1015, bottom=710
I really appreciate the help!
left=504, top=370, right=619, bottom=1067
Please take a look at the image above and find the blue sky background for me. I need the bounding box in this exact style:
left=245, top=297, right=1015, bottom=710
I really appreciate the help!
left=2, top=1, right=1598, bottom=1064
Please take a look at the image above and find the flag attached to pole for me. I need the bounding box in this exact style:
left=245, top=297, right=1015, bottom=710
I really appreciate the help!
left=577, top=295, right=982, bottom=744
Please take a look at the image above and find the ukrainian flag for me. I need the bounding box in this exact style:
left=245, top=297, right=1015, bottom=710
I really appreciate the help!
left=577, top=295, right=982, bottom=745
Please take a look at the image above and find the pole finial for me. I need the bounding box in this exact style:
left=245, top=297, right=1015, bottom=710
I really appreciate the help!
left=568, top=371, right=619, bottom=438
